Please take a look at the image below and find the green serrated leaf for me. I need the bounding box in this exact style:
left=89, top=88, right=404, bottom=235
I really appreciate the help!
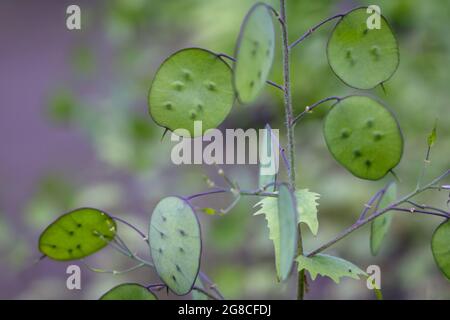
left=254, top=188, right=319, bottom=240
left=259, top=124, right=277, bottom=191
left=327, top=7, right=399, bottom=89
left=296, top=189, right=320, bottom=236
left=427, top=121, right=437, bottom=148
left=233, top=3, right=275, bottom=104
left=100, top=283, right=157, bottom=300
left=39, top=208, right=116, bottom=261
left=370, top=182, right=397, bottom=256
left=296, top=254, right=367, bottom=284
left=431, top=220, right=450, bottom=280
left=254, top=184, right=298, bottom=281
left=148, top=48, right=234, bottom=137
left=149, top=196, right=201, bottom=295
left=323, top=95, right=403, bottom=180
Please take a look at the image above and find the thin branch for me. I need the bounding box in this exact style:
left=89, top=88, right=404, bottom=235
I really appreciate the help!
left=289, top=14, right=344, bottom=49
left=291, top=96, right=341, bottom=126
left=390, top=169, right=401, bottom=183
left=391, top=207, right=449, bottom=219
left=93, top=231, right=131, bottom=258
left=82, top=261, right=146, bottom=275
left=186, top=186, right=278, bottom=201
left=416, top=146, right=432, bottom=190
left=146, top=283, right=166, bottom=291
left=95, top=230, right=154, bottom=267
left=186, top=188, right=228, bottom=201
left=114, top=234, right=133, bottom=255
left=219, top=194, right=241, bottom=215
left=266, top=80, right=285, bottom=91
left=307, top=169, right=450, bottom=257
left=358, top=188, right=386, bottom=222
left=216, top=53, right=284, bottom=92
left=406, top=200, right=449, bottom=215
left=112, top=216, right=148, bottom=242
left=280, top=147, right=290, bottom=175
left=199, top=271, right=225, bottom=300
left=265, top=4, right=280, bottom=19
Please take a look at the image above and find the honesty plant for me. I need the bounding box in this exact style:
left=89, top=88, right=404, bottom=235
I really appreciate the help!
left=38, top=2, right=450, bottom=300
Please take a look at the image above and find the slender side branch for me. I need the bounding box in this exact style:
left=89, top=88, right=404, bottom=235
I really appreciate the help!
left=280, top=147, right=291, bottom=174
left=186, top=187, right=278, bottom=201
left=416, top=143, right=432, bottom=190
left=406, top=200, right=449, bottom=215
left=291, top=96, right=341, bottom=126
left=391, top=207, right=449, bottom=219
left=358, top=187, right=386, bottom=221
left=199, top=271, right=225, bottom=300
left=186, top=188, right=228, bottom=200
left=83, top=261, right=146, bottom=275
left=289, top=14, right=343, bottom=49
left=307, top=169, right=450, bottom=257
left=216, top=53, right=283, bottom=91
left=112, top=216, right=148, bottom=242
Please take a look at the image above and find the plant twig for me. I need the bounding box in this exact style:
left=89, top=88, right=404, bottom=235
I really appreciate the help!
left=186, top=188, right=229, bottom=200
left=405, top=200, right=449, bottom=215
left=416, top=145, right=432, bottom=190
left=358, top=187, right=386, bottom=222
left=289, top=14, right=344, bottom=49
left=390, top=207, right=449, bottom=219
left=186, top=187, right=278, bottom=201
left=112, top=216, right=148, bottom=243
left=216, top=53, right=283, bottom=91
left=82, top=261, right=146, bottom=275
left=307, top=169, right=450, bottom=257
left=291, top=96, right=342, bottom=126
left=199, top=271, right=225, bottom=300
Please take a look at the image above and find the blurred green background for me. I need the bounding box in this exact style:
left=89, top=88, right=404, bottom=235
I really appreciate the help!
left=0, top=0, right=449, bottom=299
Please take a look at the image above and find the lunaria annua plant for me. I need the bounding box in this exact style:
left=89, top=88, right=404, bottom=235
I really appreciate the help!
left=39, top=2, right=450, bottom=300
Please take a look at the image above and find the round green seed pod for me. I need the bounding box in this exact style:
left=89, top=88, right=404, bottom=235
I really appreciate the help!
left=100, top=283, right=157, bottom=300
left=431, top=220, right=450, bottom=280
left=148, top=48, right=234, bottom=137
left=39, top=208, right=116, bottom=261
left=323, top=95, right=403, bottom=180
left=327, top=7, right=399, bottom=89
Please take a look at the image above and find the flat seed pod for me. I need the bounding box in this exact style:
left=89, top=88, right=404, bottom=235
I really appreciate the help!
left=149, top=197, right=201, bottom=295
left=39, top=208, right=116, bottom=261
left=323, top=96, right=403, bottom=180
left=277, top=184, right=298, bottom=281
left=149, top=48, right=234, bottom=137
left=259, top=124, right=278, bottom=191
left=431, top=220, right=450, bottom=280
left=327, top=7, right=399, bottom=89
left=233, top=3, right=275, bottom=104
left=100, top=283, right=157, bottom=300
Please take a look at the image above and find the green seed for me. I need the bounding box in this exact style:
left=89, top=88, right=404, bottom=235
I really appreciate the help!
left=172, top=81, right=185, bottom=91
left=182, top=69, right=192, bottom=80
